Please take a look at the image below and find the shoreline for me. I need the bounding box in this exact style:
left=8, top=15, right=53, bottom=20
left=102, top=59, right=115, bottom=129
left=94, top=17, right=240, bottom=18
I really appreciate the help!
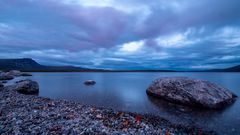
left=0, top=86, right=215, bottom=134
left=3, top=70, right=240, bottom=73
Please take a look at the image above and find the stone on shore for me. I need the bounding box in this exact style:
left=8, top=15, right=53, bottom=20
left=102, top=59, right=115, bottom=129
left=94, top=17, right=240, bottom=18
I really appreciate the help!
left=84, top=80, right=96, bottom=85
left=146, top=77, right=237, bottom=109
left=12, top=79, right=39, bottom=94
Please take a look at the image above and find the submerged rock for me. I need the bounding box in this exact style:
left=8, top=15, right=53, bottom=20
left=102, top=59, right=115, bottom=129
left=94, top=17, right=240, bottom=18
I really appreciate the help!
left=84, top=80, right=96, bottom=85
left=146, top=77, right=237, bottom=109
left=13, top=79, right=39, bottom=94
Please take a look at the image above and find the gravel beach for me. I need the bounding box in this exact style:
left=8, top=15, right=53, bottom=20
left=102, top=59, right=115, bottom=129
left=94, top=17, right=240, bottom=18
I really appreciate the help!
left=0, top=86, right=215, bottom=135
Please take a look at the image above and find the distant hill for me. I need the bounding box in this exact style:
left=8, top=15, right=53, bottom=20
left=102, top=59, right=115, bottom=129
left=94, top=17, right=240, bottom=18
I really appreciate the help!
left=0, top=58, right=176, bottom=72
left=208, top=65, right=240, bottom=72
left=0, top=58, right=46, bottom=71
left=224, top=65, right=240, bottom=72
left=0, top=58, right=239, bottom=72
left=0, top=58, right=91, bottom=72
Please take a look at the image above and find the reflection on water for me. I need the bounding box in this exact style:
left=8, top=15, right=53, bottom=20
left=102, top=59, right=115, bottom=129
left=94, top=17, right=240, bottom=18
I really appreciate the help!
left=11, top=72, right=240, bottom=135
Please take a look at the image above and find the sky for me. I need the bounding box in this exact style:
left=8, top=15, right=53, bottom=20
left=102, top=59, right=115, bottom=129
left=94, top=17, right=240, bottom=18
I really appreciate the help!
left=0, top=0, right=240, bottom=70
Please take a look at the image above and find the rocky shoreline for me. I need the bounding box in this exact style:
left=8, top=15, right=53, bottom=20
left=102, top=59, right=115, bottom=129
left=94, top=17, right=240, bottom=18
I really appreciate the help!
left=0, top=70, right=217, bottom=134
left=0, top=85, right=216, bottom=135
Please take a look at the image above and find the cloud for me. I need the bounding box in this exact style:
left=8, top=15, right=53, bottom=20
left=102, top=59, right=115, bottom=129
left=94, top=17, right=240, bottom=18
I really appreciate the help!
left=0, top=0, right=240, bottom=69
left=155, top=28, right=200, bottom=48
left=135, top=0, right=240, bottom=38
left=119, top=40, right=144, bottom=53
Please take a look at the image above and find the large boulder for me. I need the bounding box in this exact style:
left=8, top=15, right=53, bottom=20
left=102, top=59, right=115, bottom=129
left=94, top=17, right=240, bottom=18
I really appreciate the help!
left=13, top=79, right=39, bottom=94
left=146, top=77, right=237, bottom=109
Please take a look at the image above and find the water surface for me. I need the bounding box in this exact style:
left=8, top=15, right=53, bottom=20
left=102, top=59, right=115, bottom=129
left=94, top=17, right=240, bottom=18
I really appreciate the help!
left=11, top=72, right=240, bottom=135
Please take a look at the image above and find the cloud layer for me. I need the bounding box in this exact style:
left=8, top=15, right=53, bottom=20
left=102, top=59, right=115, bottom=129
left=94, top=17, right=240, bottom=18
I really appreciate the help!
left=0, top=0, right=240, bottom=69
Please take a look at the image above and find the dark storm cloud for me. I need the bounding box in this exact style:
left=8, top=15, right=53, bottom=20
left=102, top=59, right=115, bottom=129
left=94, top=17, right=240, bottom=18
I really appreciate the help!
left=0, top=0, right=240, bottom=69
left=135, top=0, right=240, bottom=38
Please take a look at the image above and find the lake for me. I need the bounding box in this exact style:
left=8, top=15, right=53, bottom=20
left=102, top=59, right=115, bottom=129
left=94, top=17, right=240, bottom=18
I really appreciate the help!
left=10, top=72, right=240, bottom=135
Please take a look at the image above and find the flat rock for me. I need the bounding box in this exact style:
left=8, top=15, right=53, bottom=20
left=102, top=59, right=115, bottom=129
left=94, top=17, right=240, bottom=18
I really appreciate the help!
left=13, top=79, right=39, bottom=94
left=146, top=77, right=237, bottom=109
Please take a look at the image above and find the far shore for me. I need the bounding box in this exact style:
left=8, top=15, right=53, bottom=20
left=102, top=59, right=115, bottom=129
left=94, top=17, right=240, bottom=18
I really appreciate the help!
left=2, top=69, right=240, bottom=73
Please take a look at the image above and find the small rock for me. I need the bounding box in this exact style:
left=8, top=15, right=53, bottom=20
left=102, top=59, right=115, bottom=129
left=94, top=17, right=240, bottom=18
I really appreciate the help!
left=48, top=125, right=62, bottom=132
left=65, top=115, right=75, bottom=120
left=84, top=80, right=96, bottom=85
left=96, top=114, right=103, bottom=119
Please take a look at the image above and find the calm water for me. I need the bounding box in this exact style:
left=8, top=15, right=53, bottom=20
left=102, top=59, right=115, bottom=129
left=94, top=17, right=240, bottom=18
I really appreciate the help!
left=11, top=72, right=240, bottom=135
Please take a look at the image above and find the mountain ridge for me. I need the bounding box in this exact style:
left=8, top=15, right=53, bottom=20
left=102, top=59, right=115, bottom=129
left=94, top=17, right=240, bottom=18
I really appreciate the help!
left=0, top=58, right=91, bottom=72
left=207, top=65, right=240, bottom=72
left=0, top=58, right=239, bottom=72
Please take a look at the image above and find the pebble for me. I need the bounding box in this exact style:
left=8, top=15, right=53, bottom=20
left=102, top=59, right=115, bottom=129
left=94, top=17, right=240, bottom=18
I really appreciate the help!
left=0, top=85, right=215, bottom=135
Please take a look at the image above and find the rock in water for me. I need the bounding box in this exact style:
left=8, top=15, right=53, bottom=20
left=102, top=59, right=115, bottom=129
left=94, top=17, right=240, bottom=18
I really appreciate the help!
left=0, top=70, right=21, bottom=80
left=13, top=79, right=39, bottom=94
left=0, top=73, right=14, bottom=80
left=84, top=80, right=96, bottom=85
left=146, top=77, right=237, bottom=109
left=1, top=70, right=32, bottom=77
left=6, top=70, right=22, bottom=76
